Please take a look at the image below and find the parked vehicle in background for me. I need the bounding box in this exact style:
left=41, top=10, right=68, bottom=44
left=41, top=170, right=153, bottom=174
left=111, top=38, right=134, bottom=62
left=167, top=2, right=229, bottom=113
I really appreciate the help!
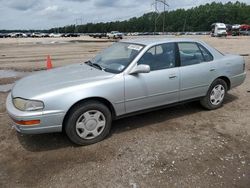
left=89, top=33, right=107, bottom=38
left=127, top=32, right=139, bottom=36
left=6, top=38, right=246, bottom=145
left=31, top=32, right=48, bottom=38
left=239, top=24, right=250, bottom=36
left=211, top=23, right=227, bottom=37
left=10, top=33, right=27, bottom=38
left=107, top=31, right=123, bottom=39
left=62, top=33, right=80, bottom=37
left=226, top=24, right=232, bottom=35
left=232, top=24, right=241, bottom=36
left=25, top=33, right=32, bottom=37
left=0, top=33, right=11, bottom=38
left=32, top=32, right=41, bottom=37
left=49, top=33, right=62, bottom=38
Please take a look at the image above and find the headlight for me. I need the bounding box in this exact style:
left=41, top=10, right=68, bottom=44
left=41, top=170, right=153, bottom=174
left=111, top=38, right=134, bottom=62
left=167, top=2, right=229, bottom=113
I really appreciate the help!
left=13, top=98, right=44, bottom=111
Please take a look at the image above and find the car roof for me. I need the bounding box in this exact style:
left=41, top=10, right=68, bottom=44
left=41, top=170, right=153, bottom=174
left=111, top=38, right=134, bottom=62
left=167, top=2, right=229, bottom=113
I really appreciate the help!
left=122, top=37, right=202, bottom=46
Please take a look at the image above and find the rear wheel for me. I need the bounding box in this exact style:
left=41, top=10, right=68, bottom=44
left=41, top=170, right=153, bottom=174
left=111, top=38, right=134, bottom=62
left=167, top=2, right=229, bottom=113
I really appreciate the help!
left=65, top=101, right=112, bottom=145
left=200, top=79, right=227, bottom=110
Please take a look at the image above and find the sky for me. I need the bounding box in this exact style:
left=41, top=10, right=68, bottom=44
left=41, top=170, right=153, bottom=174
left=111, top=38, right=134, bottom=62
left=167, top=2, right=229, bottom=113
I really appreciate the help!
left=0, top=0, right=249, bottom=30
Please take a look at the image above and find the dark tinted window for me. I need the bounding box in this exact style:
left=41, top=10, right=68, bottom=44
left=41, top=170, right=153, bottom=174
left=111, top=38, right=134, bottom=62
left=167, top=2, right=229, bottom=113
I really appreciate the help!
left=138, top=43, right=176, bottom=71
left=178, top=42, right=204, bottom=66
left=198, top=44, right=214, bottom=62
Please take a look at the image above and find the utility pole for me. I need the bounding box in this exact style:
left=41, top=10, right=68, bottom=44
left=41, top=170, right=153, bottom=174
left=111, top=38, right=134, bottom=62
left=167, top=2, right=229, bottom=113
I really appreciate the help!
left=75, top=18, right=82, bottom=33
left=154, top=1, right=158, bottom=35
left=153, top=0, right=169, bottom=35
left=182, top=13, right=188, bottom=32
left=163, top=0, right=165, bottom=33
left=75, top=19, right=78, bottom=33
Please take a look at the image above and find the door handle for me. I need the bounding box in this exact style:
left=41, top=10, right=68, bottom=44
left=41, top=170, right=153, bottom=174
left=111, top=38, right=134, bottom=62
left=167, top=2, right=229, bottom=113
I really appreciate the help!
left=210, top=68, right=216, bottom=72
left=169, top=75, right=177, bottom=79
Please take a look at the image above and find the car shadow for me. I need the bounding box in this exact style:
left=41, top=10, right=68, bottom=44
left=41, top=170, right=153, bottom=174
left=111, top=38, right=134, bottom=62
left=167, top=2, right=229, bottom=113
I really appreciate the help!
left=17, top=94, right=238, bottom=152
left=17, top=132, right=73, bottom=152
left=110, top=93, right=238, bottom=135
left=224, top=93, right=238, bottom=104
left=110, top=102, right=202, bottom=135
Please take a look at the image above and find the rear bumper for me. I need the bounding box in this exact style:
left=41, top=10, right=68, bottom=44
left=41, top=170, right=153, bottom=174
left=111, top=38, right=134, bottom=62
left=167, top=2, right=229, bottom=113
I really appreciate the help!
left=6, top=94, right=64, bottom=134
left=230, top=72, right=247, bottom=89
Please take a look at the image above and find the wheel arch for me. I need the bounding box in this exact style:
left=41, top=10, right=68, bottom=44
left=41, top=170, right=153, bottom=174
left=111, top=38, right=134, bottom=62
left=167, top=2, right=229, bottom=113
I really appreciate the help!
left=62, top=97, right=117, bottom=131
left=217, top=76, right=231, bottom=90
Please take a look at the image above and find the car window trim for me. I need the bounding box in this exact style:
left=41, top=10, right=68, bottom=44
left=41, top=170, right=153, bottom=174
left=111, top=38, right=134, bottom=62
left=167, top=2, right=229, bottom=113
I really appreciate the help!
left=175, top=42, right=181, bottom=67
left=196, top=42, right=206, bottom=62
left=197, top=43, right=214, bottom=62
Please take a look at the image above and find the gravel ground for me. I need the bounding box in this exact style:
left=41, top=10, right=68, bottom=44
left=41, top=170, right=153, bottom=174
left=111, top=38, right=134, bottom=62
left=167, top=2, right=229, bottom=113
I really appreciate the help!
left=0, top=36, right=250, bottom=188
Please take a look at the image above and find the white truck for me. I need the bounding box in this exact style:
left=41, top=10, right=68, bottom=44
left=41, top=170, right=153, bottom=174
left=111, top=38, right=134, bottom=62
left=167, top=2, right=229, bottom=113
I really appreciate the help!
left=107, top=31, right=123, bottom=39
left=211, top=23, right=227, bottom=37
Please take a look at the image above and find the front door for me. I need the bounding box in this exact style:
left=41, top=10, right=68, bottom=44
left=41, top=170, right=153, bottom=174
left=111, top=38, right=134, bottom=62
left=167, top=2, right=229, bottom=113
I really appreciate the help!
left=124, top=43, right=180, bottom=113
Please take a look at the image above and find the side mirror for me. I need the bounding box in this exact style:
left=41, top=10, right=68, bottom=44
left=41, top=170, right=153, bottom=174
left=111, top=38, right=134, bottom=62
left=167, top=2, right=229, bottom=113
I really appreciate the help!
left=130, top=64, right=150, bottom=74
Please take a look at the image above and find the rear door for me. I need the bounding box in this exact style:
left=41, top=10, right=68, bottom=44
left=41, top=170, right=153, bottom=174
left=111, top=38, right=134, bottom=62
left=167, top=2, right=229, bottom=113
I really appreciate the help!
left=178, top=42, right=214, bottom=101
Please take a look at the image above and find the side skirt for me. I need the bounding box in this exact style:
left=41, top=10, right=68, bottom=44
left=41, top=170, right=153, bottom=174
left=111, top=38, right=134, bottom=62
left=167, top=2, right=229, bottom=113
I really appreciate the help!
left=114, top=97, right=203, bottom=120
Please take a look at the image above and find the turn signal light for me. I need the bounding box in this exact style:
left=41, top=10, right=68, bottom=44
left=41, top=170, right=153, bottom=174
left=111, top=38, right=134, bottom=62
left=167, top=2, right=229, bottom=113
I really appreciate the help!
left=13, top=119, right=40, bottom=126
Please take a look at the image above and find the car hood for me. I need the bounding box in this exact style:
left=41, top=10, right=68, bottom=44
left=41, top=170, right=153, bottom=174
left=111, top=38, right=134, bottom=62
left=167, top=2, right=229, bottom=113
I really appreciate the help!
left=12, top=63, right=115, bottom=99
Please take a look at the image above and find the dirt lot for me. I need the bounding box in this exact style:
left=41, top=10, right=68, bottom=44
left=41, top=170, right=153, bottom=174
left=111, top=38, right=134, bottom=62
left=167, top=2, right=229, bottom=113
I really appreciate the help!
left=0, top=36, right=250, bottom=188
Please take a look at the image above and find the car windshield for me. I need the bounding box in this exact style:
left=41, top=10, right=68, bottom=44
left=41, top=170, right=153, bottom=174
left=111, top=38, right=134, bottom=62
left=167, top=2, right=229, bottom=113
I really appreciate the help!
left=90, top=42, right=144, bottom=73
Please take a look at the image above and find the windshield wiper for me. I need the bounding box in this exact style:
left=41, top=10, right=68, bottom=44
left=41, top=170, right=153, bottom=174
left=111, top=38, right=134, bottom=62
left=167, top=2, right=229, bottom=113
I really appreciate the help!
left=92, top=63, right=104, bottom=70
left=85, top=61, right=104, bottom=71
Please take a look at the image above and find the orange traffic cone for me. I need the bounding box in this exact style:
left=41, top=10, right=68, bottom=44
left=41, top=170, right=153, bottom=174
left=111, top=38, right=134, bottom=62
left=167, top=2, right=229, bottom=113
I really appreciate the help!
left=46, top=55, right=53, bottom=70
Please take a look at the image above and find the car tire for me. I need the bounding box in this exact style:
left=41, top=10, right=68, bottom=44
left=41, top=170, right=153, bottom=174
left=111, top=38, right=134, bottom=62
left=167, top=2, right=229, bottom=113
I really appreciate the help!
left=64, top=100, right=112, bottom=145
left=200, top=79, right=227, bottom=110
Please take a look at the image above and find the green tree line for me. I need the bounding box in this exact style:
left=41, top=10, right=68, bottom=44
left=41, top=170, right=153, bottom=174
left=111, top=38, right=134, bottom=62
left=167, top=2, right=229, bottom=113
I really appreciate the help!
left=49, top=1, right=250, bottom=33
left=1, top=1, right=249, bottom=33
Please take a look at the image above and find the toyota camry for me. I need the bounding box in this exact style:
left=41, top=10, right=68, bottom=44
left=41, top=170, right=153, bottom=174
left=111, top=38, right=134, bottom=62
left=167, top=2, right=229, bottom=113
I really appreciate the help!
left=6, top=38, right=246, bottom=145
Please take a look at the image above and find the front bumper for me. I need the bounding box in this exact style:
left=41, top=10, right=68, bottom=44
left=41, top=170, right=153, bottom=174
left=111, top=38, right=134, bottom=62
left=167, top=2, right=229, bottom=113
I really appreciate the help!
left=6, top=94, right=65, bottom=134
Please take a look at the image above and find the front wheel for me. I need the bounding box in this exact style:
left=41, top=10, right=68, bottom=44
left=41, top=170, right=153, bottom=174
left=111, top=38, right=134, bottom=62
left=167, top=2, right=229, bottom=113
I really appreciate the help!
left=200, top=79, right=227, bottom=110
left=64, top=101, right=112, bottom=145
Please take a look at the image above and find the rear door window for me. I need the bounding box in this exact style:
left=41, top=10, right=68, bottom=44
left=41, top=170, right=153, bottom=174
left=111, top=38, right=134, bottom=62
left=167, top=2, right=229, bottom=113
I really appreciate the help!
left=198, top=44, right=214, bottom=62
left=178, top=42, right=204, bottom=66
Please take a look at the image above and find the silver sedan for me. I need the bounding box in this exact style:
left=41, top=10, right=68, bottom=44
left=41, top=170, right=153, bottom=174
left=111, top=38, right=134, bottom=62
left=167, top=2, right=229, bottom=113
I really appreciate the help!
left=6, top=38, right=246, bottom=145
